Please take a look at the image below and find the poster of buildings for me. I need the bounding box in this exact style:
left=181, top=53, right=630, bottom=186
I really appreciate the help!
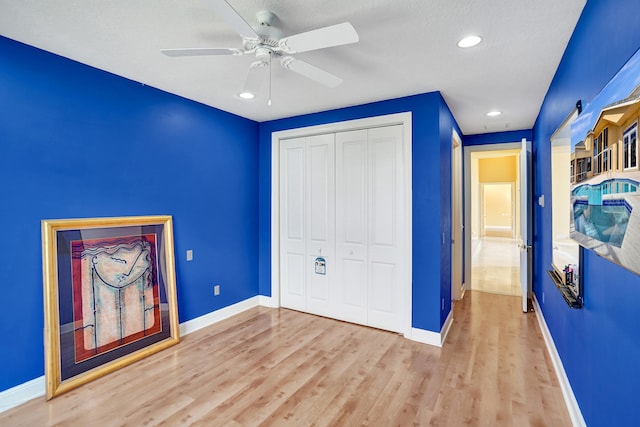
left=570, top=48, right=640, bottom=275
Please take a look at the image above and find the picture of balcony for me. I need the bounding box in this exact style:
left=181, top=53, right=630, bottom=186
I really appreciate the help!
left=570, top=49, right=640, bottom=276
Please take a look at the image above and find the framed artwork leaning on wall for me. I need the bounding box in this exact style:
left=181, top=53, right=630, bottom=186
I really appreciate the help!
left=41, top=215, right=180, bottom=399
left=569, top=47, right=640, bottom=277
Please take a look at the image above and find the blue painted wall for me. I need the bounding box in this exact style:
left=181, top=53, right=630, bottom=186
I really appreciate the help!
left=0, top=37, right=260, bottom=392
left=258, top=93, right=461, bottom=332
left=5, top=2, right=637, bottom=422
left=438, top=98, right=460, bottom=325
left=532, top=0, right=640, bottom=425
left=4, top=2, right=635, bottom=421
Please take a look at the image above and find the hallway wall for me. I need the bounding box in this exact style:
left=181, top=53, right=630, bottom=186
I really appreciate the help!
left=532, top=0, right=640, bottom=425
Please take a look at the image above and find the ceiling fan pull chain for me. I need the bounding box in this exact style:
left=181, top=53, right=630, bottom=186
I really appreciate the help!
left=268, top=51, right=273, bottom=106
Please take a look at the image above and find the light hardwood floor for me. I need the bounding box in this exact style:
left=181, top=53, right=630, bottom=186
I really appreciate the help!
left=1, top=292, right=571, bottom=426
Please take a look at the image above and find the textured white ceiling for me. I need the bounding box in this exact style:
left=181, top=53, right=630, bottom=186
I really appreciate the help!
left=0, top=0, right=585, bottom=135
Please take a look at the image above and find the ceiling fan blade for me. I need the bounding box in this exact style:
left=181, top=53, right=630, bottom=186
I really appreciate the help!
left=241, top=61, right=268, bottom=96
left=202, top=0, right=259, bottom=39
left=278, top=22, right=359, bottom=54
left=161, top=48, right=243, bottom=57
left=280, top=57, right=342, bottom=88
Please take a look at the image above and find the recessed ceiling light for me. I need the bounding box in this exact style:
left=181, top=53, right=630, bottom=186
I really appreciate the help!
left=239, top=91, right=255, bottom=99
left=457, top=35, right=482, bottom=48
left=486, top=111, right=502, bottom=117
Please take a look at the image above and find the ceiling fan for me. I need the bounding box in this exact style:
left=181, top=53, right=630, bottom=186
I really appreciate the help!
left=161, top=0, right=359, bottom=104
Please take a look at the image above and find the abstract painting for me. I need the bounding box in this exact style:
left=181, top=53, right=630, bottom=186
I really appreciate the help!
left=42, top=216, right=179, bottom=399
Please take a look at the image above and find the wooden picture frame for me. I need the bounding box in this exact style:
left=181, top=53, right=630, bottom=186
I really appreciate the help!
left=41, top=215, right=180, bottom=399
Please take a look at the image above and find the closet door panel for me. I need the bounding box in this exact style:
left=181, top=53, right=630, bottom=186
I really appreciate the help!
left=280, top=139, right=307, bottom=311
left=367, top=125, right=403, bottom=332
left=335, top=129, right=368, bottom=324
left=370, top=136, right=396, bottom=247
left=368, top=261, right=396, bottom=329
left=343, top=142, right=367, bottom=244
left=284, top=145, right=305, bottom=242
left=308, top=141, right=333, bottom=243
left=308, top=252, right=330, bottom=314
left=305, top=134, right=335, bottom=316
left=285, top=253, right=306, bottom=298
left=339, top=258, right=367, bottom=323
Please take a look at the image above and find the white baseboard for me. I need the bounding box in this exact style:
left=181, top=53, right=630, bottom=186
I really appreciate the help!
left=179, top=296, right=260, bottom=336
left=0, top=295, right=263, bottom=414
left=533, top=296, right=586, bottom=427
left=409, top=328, right=442, bottom=347
left=0, top=376, right=45, bottom=414
left=258, top=295, right=278, bottom=308
left=440, top=311, right=454, bottom=344
left=409, top=311, right=453, bottom=348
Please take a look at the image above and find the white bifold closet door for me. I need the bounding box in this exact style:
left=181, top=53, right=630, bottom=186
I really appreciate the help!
left=280, top=125, right=404, bottom=333
left=280, top=133, right=336, bottom=317
left=335, top=126, right=403, bottom=332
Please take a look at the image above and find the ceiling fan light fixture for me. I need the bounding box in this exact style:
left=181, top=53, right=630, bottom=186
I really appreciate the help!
left=239, top=91, right=255, bottom=99
left=457, top=35, right=482, bottom=48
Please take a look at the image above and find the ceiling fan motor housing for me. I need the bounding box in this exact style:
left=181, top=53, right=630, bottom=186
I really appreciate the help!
left=255, top=46, right=273, bottom=61
left=254, top=10, right=282, bottom=40
left=255, top=10, right=275, bottom=27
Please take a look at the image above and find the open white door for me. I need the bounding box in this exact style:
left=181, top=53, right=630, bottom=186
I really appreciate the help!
left=519, top=138, right=532, bottom=312
left=451, top=131, right=463, bottom=300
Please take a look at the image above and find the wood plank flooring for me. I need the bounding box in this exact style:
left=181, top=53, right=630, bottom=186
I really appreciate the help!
left=0, top=291, right=571, bottom=426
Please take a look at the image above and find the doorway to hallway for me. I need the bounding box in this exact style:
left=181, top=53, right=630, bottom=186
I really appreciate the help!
left=465, top=145, right=524, bottom=297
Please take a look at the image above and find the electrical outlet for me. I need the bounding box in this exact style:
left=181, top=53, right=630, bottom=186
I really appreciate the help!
left=214, top=284, right=220, bottom=296
left=186, top=250, right=193, bottom=261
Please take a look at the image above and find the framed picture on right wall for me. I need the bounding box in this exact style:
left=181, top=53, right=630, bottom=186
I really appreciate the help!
left=570, top=47, right=640, bottom=276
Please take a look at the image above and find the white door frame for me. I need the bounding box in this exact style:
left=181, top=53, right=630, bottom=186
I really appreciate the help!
left=519, top=138, right=532, bottom=312
left=451, top=130, right=463, bottom=300
left=463, top=142, right=522, bottom=292
left=270, top=112, right=413, bottom=336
